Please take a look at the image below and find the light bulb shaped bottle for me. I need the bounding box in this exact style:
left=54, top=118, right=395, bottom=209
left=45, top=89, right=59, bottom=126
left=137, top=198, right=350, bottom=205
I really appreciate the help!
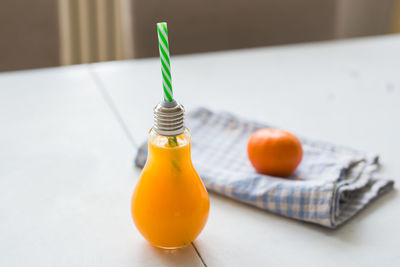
left=131, top=101, right=210, bottom=249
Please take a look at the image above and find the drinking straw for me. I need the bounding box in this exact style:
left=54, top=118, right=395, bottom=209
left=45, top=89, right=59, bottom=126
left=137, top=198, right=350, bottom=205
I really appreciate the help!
left=157, top=22, right=173, bottom=102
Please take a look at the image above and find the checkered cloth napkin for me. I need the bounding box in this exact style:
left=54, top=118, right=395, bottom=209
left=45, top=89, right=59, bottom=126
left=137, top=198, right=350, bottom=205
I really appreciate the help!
left=135, top=107, right=394, bottom=228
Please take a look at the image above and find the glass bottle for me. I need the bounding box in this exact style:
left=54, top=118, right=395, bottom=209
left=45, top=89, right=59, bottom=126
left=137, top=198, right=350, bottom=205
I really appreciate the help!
left=131, top=101, right=210, bottom=249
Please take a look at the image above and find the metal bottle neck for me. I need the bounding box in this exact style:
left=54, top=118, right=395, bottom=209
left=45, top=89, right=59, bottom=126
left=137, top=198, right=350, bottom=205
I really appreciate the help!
left=153, top=100, right=185, bottom=136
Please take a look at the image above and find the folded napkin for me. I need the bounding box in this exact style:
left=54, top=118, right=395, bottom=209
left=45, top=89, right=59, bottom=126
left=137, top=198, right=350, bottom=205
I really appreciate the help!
left=135, top=108, right=394, bottom=228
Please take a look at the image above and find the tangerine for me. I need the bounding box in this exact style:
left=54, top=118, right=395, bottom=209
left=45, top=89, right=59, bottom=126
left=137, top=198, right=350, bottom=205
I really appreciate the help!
left=247, top=128, right=303, bottom=177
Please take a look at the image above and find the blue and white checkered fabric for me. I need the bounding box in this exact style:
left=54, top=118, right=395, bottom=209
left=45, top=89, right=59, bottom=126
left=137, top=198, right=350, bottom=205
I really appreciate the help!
left=135, top=107, right=394, bottom=228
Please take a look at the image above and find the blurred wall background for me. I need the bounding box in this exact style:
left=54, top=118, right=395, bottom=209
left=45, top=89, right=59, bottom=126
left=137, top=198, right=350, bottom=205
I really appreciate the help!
left=0, top=0, right=399, bottom=72
left=58, top=0, right=133, bottom=65
left=131, top=0, right=337, bottom=58
left=0, top=0, right=59, bottom=71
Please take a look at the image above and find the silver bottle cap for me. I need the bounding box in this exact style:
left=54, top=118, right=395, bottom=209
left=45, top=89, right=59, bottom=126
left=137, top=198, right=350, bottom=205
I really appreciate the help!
left=153, top=100, right=185, bottom=136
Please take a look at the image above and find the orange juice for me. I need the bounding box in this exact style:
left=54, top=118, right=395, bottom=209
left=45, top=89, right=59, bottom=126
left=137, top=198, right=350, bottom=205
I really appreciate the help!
left=131, top=128, right=210, bottom=249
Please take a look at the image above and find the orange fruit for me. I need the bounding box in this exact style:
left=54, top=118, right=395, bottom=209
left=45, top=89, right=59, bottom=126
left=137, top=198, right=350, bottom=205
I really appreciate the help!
left=247, top=128, right=303, bottom=177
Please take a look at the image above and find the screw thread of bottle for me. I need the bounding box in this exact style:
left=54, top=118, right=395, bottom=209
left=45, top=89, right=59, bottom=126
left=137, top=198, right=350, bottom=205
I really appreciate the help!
left=153, top=100, right=185, bottom=136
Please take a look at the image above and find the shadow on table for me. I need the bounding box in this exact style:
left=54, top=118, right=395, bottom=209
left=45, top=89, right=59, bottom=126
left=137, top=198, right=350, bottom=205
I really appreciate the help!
left=136, top=242, right=201, bottom=266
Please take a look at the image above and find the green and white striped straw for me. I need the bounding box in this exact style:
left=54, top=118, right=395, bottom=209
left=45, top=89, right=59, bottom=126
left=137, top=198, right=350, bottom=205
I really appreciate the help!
left=157, top=22, right=173, bottom=102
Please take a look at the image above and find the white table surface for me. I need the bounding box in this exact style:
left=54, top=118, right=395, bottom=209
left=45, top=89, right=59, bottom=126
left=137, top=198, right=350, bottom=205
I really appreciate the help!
left=1, top=35, right=400, bottom=267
